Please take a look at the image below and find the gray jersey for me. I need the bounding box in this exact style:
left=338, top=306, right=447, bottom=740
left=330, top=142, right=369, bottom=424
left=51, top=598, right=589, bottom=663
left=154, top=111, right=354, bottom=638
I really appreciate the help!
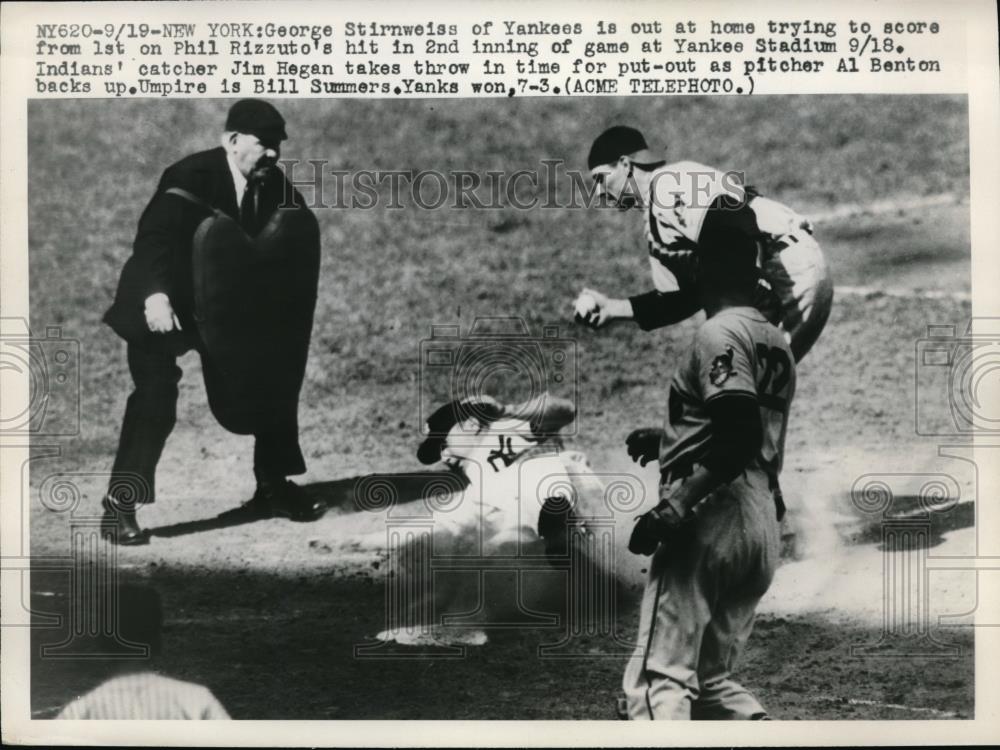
left=659, top=307, right=796, bottom=481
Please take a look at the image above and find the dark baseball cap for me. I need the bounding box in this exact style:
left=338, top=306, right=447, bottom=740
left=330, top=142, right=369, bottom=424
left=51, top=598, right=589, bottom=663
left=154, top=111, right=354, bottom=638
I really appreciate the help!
left=225, top=99, right=288, bottom=144
left=587, top=125, right=660, bottom=170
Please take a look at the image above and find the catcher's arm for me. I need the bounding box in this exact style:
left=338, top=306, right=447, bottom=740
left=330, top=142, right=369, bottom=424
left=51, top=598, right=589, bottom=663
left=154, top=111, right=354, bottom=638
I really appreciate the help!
left=578, top=288, right=702, bottom=332
left=628, top=394, right=762, bottom=555
left=628, top=288, right=702, bottom=331
left=574, top=288, right=634, bottom=329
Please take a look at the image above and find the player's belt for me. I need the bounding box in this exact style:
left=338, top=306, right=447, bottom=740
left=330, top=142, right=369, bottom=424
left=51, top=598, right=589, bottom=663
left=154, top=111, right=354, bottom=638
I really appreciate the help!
left=662, top=463, right=786, bottom=521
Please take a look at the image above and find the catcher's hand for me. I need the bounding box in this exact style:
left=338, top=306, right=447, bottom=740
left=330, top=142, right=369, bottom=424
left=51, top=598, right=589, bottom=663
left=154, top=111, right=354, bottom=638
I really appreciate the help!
left=626, top=428, right=665, bottom=467
left=574, top=288, right=611, bottom=329
left=627, top=503, right=686, bottom=556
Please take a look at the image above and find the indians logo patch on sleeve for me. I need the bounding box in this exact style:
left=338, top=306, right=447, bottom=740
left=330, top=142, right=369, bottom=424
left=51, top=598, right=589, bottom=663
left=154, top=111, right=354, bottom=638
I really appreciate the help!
left=709, top=345, right=737, bottom=386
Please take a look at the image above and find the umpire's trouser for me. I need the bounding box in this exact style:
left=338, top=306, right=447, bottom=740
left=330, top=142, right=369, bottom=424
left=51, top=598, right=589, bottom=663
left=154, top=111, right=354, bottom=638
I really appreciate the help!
left=622, top=470, right=781, bottom=720
left=109, top=337, right=305, bottom=503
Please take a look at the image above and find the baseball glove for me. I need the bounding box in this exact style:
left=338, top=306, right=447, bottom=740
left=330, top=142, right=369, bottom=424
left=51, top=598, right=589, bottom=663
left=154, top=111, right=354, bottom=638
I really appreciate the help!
left=628, top=503, right=687, bottom=556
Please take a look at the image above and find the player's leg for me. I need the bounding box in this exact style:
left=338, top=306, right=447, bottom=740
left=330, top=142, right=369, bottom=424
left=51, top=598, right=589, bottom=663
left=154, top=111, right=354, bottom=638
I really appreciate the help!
left=780, top=235, right=833, bottom=362
left=786, top=273, right=832, bottom=362
left=691, top=477, right=781, bottom=719
left=759, top=232, right=833, bottom=362
left=690, top=597, right=768, bottom=720
left=622, top=540, right=711, bottom=720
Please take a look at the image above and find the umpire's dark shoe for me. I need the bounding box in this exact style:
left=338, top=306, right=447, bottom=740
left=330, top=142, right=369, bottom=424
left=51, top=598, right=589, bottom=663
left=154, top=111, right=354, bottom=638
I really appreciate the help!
left=100, top=496, right=149, bottom=546
left=253, top=479, right=326, bottom=522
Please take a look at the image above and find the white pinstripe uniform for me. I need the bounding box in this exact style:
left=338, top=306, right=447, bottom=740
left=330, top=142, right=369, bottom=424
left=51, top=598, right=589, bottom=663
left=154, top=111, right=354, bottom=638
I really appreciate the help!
left=57, top=672, right=230, bottom=720
left=623, top=307, right=795, bottom=720
left=377, top=398, right=592, bottom=647
left=644, top=161, right=833, bottom=361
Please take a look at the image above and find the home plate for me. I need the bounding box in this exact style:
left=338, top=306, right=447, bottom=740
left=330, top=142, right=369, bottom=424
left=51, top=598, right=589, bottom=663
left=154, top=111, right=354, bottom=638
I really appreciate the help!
left=375, top=627, right=489, bottom=647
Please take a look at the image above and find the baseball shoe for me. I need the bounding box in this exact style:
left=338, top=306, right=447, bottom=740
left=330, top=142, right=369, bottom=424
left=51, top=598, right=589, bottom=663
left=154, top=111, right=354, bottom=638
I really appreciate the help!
left=100, top=495, right=149, bottom=546
left=251, top=479, right=326, bottom=521
left=537, top=495, right=574, bottom=560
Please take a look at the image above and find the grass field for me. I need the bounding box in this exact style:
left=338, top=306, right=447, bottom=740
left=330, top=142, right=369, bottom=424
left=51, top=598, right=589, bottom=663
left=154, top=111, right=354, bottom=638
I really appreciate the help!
left=25, top=94, right=974, bottom=720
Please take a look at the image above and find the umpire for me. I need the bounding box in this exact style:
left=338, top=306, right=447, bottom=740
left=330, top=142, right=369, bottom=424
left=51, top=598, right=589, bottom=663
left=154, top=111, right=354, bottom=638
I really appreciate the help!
left=102, top=99, right=325, bottom=545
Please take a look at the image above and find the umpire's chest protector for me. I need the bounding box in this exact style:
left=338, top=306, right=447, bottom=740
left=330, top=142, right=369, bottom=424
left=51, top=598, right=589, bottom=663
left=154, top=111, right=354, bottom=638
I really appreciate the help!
left=191, top=205, right=320, bottom=434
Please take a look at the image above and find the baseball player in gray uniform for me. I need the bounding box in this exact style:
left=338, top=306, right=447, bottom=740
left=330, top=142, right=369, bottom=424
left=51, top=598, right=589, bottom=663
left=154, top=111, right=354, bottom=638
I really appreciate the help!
left=578, top=125, right=832, bottom=363
left=621, top=238, right=795, bottom=720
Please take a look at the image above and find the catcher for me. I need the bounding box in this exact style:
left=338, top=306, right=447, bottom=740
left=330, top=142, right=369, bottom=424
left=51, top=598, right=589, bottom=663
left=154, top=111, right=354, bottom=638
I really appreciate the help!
left=621, top=236, right=795, bottom=720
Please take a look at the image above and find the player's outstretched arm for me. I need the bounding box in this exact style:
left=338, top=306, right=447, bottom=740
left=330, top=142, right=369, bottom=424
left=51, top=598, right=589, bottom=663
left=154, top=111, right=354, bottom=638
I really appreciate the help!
left=573, top=288, right=635, bottom=329
left=628, top=289, right=702, bottom=332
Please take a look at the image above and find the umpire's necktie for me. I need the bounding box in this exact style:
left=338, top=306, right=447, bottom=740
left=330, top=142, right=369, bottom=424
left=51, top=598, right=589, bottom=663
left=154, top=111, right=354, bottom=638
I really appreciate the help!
left=239, top=183, right=258, bottom=235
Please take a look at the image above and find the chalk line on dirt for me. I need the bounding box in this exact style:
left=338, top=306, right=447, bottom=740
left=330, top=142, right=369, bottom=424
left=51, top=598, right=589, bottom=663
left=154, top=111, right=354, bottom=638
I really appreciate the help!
left=836, top=285, right=971, bottom=302
left=806, top=695, right=962, bottom=719
left=808, top=192, right=963, bottom=223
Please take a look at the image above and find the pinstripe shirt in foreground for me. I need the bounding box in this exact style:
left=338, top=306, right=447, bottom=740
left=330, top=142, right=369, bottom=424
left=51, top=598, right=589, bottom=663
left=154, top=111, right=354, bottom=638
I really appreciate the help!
left=56, top=672, right=230, bottom=720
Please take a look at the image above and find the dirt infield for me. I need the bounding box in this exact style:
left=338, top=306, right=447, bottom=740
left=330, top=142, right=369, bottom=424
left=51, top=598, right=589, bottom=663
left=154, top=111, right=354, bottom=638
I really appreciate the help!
left=24, top=96, right=974, bottom=720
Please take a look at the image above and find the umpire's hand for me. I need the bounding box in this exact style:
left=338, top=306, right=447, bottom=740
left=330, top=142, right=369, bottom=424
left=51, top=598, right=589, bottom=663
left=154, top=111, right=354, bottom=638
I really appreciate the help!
left=144, top=293, right=182, bottom=333
left=626, top=427, right=665, bottom=466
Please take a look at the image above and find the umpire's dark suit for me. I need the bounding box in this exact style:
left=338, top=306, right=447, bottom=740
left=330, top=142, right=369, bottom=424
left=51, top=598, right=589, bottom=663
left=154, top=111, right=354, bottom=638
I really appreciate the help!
left=105, top=145, right=307, bottom=503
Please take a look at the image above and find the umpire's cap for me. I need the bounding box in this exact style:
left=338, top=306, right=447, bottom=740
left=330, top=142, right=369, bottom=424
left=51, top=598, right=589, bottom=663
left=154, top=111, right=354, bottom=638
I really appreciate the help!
left=225, top=99, right=288, bottom=144
left=588, top=125, right=660, bottom=170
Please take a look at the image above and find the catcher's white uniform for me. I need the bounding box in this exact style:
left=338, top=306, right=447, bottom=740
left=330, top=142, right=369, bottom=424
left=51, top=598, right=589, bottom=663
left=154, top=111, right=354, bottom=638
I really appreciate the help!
left=642, top=161, right=832, bottom=362
left=623, top=306, right=795, bottom=720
